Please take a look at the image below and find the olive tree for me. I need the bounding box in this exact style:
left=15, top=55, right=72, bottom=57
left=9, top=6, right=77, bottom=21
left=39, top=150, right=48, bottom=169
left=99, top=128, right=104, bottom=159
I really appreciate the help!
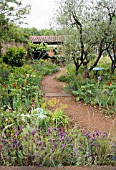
left=55, top=0, right=116, bottom=75
left=88, top=0, right=116, bottom=73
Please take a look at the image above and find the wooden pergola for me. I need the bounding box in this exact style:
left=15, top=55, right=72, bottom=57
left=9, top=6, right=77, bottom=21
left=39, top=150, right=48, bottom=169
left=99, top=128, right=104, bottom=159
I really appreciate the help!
left=29, top=36, right=63, bottom=45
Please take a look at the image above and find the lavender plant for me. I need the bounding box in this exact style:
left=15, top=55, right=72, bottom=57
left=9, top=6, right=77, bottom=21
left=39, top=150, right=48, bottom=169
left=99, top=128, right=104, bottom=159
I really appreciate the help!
left=0, top=127, right=116, bottom=166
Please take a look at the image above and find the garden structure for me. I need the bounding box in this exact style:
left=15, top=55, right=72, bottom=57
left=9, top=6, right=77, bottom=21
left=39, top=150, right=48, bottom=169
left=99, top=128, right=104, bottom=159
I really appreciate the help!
left=29, top=36, right=63, bottom=58
left=29, top=36, right=63, bottom=45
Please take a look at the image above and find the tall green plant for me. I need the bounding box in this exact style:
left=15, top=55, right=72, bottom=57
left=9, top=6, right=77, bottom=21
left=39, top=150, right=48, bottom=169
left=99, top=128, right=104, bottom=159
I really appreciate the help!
left=2, top=47, right=27, bottom=67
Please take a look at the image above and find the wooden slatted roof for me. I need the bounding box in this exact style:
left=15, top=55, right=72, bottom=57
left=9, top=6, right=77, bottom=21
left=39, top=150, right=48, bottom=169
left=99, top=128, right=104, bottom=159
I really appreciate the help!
left=29, top=36, right=63, bottom=43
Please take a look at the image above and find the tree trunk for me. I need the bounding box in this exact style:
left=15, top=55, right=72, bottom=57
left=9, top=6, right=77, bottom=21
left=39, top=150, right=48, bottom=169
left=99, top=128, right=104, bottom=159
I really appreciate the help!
left=72, top=57, right=81, bottom=74
left=89, top=40, right=103, bottom=71
left=83, top=61, right=89, bottom=78
left=107, top=48, right=116, bottom=74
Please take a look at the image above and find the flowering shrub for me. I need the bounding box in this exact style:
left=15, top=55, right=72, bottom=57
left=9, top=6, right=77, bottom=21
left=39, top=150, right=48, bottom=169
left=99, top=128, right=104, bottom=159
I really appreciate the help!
left=0, top=127, right=116, bottom=166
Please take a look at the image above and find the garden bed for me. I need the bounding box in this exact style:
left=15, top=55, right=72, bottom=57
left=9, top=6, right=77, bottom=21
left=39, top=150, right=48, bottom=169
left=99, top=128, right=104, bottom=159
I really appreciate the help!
left=0, top=63, right=116, bottom=167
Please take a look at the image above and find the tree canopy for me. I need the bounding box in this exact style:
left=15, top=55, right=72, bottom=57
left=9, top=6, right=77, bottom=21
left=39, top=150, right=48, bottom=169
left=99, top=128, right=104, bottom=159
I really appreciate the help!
left=55, top=0, right=116, bottom=75
left=0, top=0, right=31, bottom=41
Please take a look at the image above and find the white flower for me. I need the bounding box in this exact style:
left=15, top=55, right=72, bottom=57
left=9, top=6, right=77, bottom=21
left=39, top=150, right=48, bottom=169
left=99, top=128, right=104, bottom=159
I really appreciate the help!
left=31, top=75, right=36, bottom=77
left=38, top=113, right=47, bottom=119
left=33, top=107, right=47, bottom=119
left=26, top=74, right=29, bottom=77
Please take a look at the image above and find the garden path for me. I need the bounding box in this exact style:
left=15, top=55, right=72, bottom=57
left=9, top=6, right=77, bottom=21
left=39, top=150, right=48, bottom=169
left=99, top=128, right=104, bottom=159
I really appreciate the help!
left=42, top=67, right=116, bottom=136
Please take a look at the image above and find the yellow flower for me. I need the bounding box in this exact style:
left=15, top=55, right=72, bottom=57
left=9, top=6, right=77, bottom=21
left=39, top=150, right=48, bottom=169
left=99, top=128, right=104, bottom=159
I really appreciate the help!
left=47, top=98, right=58, bottom=107
left=66, top=69, right=70, bottom=74
left=11, top=133, right=14, bottom=137
left=41, top=103, right=47, bottom=109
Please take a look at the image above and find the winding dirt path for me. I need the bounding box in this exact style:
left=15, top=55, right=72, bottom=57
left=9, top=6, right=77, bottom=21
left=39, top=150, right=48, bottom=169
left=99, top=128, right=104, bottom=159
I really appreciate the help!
left=42, top=67, right=116, bottom=135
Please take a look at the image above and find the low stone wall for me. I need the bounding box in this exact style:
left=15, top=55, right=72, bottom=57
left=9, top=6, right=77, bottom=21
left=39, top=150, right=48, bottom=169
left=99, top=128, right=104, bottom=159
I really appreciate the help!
left=0, top=42, right=27, bottom=54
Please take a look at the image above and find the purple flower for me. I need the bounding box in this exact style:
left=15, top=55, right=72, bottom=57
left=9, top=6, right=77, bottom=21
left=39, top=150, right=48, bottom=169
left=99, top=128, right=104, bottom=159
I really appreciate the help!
left=113, top=143, right=116, bottom=147
left=90, top=143, right=100, bottom=147
left=61, top=144, right=66, bottom=148
left=85, top=132, right=91, bottom=138
left=103, top=132, right=108, bottom=137
left=7, top=133, right=11, bottom=137
left=53, top=143, right=57, bottom=149
left=42, top=142, right=46, bottom=149
left=98, top=76, right=102, bottom=81
left=50, top=156, right=53, bottom=161
left=24, top=136, right=27, bottom=140
left=66, top=136, right=72, bottom=142
left=101, top=132, right=108, bottom=139
left=50, top=149, right=53, bottom=154
left=94, top=130, right=100, bottom=136
left=58, top=137, right=64, bottom=141
left=31, top=128, right=37, bottom=136
left=19, top=125, right=22, bottom=131
left=53, top=127, right=59, bottom=131
left=32, top=138, right=36, bottom=143
left=58, top=131, right=66, bottom=138
left=73, top=148, right=78, bottom=157
left=14, top=127, right=19, bottom=136
left=36, top=141, right=42, bottom=146
left=34, top=153, right=40, bottom=157
left=92, top=137, right=95, bottom=141
left=107, top=89, right=110, bottom=95
left=51, top=138, right=55, bottom=142
left=47, top=128, right=53, bottom=135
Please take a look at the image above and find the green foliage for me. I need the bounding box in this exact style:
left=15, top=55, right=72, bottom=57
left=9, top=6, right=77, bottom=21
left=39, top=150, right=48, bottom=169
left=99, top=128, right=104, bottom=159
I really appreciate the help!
left=0, top=59, right=12, bottom=83
left=2, top=47, right=27, bottom=67
left=28, top=42, right=50, bottom=60
left=55, top=0, right=116, bottom=74
left=0, top=124, right=115, bottom=166
left=0, top=61, right=115, bottom=166
left=28, top=27, right=56, bottom=36
left=0, top=0, right=31, bottom=41
left=28, top=42, right=49, bottom=53
left=51, top=108, right=69, bottom=128
left=38, top=60, right=59, bottom=75
left=58, top=65, right=116, bottom=115
left=0, top=60, right=58, bottom=111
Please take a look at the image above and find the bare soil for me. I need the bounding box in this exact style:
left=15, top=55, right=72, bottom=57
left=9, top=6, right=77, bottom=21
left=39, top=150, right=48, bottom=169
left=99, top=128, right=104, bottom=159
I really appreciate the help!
left=42, top=67, right=116, bottom=135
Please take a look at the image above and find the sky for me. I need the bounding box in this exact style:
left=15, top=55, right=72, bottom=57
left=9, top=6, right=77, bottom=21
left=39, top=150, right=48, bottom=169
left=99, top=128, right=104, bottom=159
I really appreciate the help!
left=22, top=0, right=58, bottom=30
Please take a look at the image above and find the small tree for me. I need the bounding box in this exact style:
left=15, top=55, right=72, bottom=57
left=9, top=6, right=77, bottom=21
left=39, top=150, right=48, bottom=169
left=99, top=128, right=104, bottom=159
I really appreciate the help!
left=55, top=0, right=116, bottom=76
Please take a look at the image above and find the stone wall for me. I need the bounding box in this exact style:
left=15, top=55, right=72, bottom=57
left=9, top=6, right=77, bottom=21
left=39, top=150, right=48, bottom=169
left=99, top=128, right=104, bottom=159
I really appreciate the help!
left=0, top=42, right=28, bottom=55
